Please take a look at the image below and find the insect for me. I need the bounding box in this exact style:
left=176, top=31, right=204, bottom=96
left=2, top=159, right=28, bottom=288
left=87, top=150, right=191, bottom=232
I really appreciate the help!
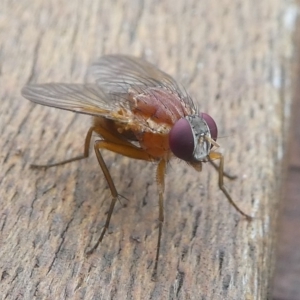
left=21, top=55, right=252, bottom=279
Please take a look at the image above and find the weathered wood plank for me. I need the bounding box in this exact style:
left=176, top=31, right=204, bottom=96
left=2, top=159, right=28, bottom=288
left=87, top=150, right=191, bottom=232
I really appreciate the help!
left=0, top=0, right=295, bottom=299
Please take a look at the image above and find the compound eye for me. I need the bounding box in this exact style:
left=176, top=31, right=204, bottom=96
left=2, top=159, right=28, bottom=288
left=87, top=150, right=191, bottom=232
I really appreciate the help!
left=169, top=118, right=194, bottom=161
left=201, top=112, right=218, bottom=141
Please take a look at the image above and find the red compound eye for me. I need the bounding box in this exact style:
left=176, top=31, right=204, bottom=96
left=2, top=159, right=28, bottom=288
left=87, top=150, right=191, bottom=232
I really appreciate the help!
left=169, top=118, right=194, bottom=161
left=200, top=112, right=218, bottom=141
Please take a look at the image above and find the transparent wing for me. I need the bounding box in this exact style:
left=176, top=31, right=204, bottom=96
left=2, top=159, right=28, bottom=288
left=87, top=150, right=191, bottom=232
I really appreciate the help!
left=89, top=55, right=181, bottom=91
left=88, top=55, right=195, bottom=111
left=21, top=83, right=128, bottom=119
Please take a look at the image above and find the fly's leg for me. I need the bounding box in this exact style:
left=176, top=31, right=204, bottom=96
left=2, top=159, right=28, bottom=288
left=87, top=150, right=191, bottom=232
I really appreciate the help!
left=31, top=126, right=95, bottom=168
left=152, top=159, right=167, bottom=281
left=209, top=152, right=252, bottom=220
left=90, top=142, right=167, bottom=279
left=86, top=140, right=153, bottom=255
left=209, top=157, right=237, bottom=180
left=205, top=136, right=236, bottom=180
left=86, top=140, right=119, bottom=255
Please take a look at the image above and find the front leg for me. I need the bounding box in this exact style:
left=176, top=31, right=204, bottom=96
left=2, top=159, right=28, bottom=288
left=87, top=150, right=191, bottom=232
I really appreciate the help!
left=208, top=157, right=237, bottom=180
left=209, top=151, right=252, bottom=220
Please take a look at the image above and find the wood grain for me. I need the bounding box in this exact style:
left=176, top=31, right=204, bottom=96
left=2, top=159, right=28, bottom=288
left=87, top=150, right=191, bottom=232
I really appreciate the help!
left=0, top=0, right=296, bottom=299
left=272, top=16, right=300, bottom=299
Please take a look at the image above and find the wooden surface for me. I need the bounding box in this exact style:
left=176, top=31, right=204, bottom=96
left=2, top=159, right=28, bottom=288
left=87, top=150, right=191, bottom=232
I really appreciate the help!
left=0, top=0, right=296, bottom=299
left=272, top=22, right=300, bottom=300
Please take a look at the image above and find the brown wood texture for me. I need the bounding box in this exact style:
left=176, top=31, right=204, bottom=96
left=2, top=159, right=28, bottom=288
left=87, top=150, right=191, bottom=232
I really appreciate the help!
left=0, top=0, right=296, bottom=299
left=273, top=108, right=300, bottom=300
left=272, top=16, right=300, bottom=299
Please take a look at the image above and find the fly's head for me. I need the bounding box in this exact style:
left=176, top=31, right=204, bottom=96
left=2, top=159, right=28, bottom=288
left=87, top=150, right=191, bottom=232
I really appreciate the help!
left=169, top=113, right=218, bottom=167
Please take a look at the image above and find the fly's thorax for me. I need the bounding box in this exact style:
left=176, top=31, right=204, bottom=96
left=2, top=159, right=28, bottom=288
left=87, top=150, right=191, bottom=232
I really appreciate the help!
left=128, top=87, right=191, bottom=127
